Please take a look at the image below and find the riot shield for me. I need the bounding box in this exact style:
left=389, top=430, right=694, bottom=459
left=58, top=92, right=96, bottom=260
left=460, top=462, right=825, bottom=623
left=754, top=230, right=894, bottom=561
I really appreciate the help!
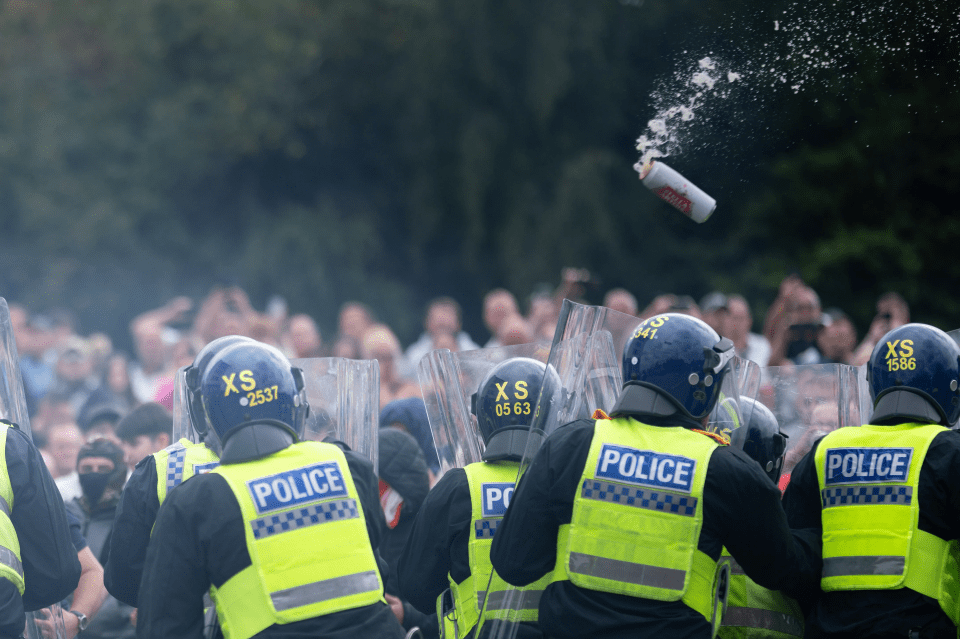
left=171, top=366, right=197, bottom=444
left=760, top=363, right=868, bottom=487
left=292, top=357, right=380, bottom=471
left=482, top=300, right=758, bottom=639
left=0, top=298, right=32, bottom=440
left=526, top=300, right=758, bottom=453
left=25, top=604, right=66, bottom=639
left=417, top=342, right=552, bottom=476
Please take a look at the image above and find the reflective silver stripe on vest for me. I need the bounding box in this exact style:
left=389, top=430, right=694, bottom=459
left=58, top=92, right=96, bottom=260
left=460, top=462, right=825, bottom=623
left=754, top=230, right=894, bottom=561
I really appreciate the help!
left=475, top=518, right=501, bottom=539
left=0, top=546, right=23, bottom=579
left=821, top=485, right=912, bottom=508
left=477, top=589, right=543, bottom=611
left=822, top=555, right=905, bottom=578
left=166, top=444, right=189, bottom=490
left=0, top=495, right=10, bottom=519
left=569, top=552, right=685, bottom=590
left=270, top=570, right=380, bottom=612
left=722, top=606, right=804, bottom=637
left=727, top=558, right=745, bottom=575
left=251, top=498, right=359, bottom=540
left=581, top=480, right=697, bottom=517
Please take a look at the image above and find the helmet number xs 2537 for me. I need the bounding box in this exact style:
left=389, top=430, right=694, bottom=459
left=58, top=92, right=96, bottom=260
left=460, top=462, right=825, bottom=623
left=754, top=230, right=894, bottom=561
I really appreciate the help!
left=884, top=339, right=916, bottom=372
left=244, top=386, right=279, bottom=407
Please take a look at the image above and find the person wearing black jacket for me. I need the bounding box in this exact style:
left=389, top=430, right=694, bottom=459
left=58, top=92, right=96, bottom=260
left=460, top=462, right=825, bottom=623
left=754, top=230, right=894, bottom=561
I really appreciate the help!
left=136, top=340, right=403, bottom=639
left=0, top=421, right=82, bottom=637
left=489, top=314, right=819, bottom=639
left=782, top=323, right=960, bottom=638
left=378, top=426, right=437, bottom=638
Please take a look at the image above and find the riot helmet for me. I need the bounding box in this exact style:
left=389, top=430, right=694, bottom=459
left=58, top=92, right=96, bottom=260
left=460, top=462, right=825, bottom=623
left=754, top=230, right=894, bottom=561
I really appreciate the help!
left=186, top=335, right=255, bottom=438
left=867, top=323, right=960, bottom=426
left=471, top=357, right=560, bottom=461
left=617, top=313, right=736, bottom=421
left=199, top=341, right=309, bottom=443
left=730, top=397, right=787, bottom=483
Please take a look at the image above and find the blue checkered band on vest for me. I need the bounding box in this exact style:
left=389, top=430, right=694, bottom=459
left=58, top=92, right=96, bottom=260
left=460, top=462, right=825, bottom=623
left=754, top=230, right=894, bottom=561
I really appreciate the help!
left=251, top=498, right=360, bottom=540
left=166, top=446, right=188, bottom=490
left=821, top=485, right=913, bottom=508
left=581, top=479, right=697, bottom=517
left=475, top=518, right=501, bottom=539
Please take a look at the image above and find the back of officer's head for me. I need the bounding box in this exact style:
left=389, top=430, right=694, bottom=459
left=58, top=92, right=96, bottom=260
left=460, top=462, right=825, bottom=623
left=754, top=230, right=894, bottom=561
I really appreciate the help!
left=868, top=323, right=960, bottom=427
left=730, top=397, right=787, bottom=483
left=185, top=335, right=256, bottom=437
left=473, top=357, right=558, bottom=444
left=617, top=313, right=735, bottom=423
left=199, top=341, right=308, bottom=444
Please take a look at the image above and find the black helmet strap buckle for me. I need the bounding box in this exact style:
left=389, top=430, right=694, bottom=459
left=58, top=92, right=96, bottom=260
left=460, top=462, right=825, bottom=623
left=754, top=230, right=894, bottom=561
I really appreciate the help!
left=704, top=338, right=735, bottom=376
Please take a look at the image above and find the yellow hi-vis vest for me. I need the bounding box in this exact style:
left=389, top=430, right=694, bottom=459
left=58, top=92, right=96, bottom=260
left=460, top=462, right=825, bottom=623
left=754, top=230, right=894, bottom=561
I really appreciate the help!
left=0, top=425, right=24, bottom=594
left=552, top=418, right=729, bottom=636
left=718, top=550, right=804, bottom=638
left=815, top=423, right=960, bottom=625
left=439, top=461, right=551, bottom=638
left=210, top=441, right=384, bottom=639
left=154, top=439, right=220, bottom=504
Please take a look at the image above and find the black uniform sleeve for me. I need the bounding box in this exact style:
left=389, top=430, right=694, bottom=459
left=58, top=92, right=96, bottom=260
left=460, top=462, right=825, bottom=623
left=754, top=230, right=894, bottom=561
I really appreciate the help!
left=104, top=453, right=161, bottom=606
left=64, top=506, right=87, bottom=552
left=136, top=473, right=242, bottom=639
left=704, top=445, right=820, bottom=601
left=397, top=468, right=472, bottom=614
left=6, top=428, right=82, bottom=610
left=490, top=420, right=595, bottom=588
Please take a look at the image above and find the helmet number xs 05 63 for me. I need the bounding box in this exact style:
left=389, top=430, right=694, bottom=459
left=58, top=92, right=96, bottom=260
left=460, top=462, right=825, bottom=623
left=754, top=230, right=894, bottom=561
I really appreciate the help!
left=495, top=402, right=531, bottom=417
left=884, top=339, right=916, bottom=372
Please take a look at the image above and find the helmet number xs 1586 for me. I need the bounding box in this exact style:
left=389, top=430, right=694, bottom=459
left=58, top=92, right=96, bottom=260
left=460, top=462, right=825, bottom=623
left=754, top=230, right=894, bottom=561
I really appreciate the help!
left=884, top=339, right=916, bottom=372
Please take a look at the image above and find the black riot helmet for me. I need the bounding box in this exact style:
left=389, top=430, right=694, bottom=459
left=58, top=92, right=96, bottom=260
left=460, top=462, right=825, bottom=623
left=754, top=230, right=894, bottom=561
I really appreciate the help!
left=730, top=397, right=787, bottom=484
left=472, top=357, right=560, bottom=461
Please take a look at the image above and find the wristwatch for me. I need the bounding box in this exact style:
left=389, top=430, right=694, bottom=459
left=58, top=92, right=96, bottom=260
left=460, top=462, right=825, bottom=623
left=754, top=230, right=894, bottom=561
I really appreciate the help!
left=69, top=610, right=89, bottom=632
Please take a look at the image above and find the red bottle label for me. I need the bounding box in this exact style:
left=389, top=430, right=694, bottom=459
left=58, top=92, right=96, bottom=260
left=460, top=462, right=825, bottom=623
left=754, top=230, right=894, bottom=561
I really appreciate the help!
left=654, top=186, right=692, bottom=215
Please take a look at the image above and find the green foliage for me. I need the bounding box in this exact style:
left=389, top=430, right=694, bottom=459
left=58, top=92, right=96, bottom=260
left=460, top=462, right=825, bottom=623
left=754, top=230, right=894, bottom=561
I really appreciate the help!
left=0, top=0, right=957, bottom=348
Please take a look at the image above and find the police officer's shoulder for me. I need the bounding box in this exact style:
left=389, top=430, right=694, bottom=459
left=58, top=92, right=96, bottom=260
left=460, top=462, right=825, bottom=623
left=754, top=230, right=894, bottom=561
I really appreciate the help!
left=548, top=417, right=597, bottom=441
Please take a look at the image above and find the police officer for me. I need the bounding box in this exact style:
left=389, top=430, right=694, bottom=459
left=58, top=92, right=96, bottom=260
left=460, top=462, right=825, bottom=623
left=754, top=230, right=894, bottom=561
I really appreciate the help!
left=105, top=335, right=247, bottom=606
left=719, top=397, right=804, bottom=639
left=782, top=323, right=960, bottom=638
left=489, top=313, right=818, bottom=639
left=398, top=357, right=555, bottom=639
left=0, top=417, right=82, bottom=637
left=136, top=340, right=404, bottom=638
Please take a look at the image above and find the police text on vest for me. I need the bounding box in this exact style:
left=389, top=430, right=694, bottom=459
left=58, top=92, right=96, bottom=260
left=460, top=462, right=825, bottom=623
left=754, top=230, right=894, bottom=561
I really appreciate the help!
left=481, top=482, right=515, bottom=517
left=247, top=462, right=348, bottom=514
left=595, top=444, right=696, bottom=493
left=823, top=447, right=913, bottom=485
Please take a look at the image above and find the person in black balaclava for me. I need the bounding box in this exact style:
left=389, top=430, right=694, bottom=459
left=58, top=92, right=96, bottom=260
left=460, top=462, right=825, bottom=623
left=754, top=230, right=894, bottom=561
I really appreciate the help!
left=65, top=438, right=136, bottom=639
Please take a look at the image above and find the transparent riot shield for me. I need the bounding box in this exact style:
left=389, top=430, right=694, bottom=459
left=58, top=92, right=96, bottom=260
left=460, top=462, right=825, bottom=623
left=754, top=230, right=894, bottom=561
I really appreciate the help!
left=417, top=342, right=552, bottom=476
left=760, top=363, right=869, bottom=487
left=0, top=298, right=32, bottom=440
left=482, top=300, right=758, bottom=639
left=25, top=603, right=66, bottom=639
left=171, top=366, right=197, bottom=444
left=292, top=357, right=380, bottom=471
